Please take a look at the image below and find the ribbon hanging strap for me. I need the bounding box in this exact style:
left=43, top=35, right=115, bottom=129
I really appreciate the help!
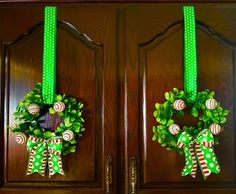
left=177, top=129, right=220, bottom=179
left=26, top=136, right=64, bottom=177
left=42, top=6, right=57, bottom=104
left=183, top=6, right=197, bottom=101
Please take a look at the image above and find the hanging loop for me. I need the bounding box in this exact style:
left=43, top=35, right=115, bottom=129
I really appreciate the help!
left=42, top=6, right=57, bottom=104
left=183, top=6, right=197, bottom=102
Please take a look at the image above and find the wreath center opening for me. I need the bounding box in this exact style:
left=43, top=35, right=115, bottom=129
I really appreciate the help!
left=173, top=107, right=199, bottom=128
left=38, top=107, right=64, bottom=132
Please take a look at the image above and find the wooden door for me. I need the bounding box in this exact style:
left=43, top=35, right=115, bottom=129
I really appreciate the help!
left=0, top=4, right=118, bottom=194
left=122, top=4, right=236, bottom=194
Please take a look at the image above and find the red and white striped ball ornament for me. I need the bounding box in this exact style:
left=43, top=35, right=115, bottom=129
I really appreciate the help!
left=210, top=123, right=221, bottom=135
left=205, top=98, right=217, bottom=110
left=168, top=124, right=181, bottom=135
left=53, top=101, right=65, bottom=112
left=15, top=132, right=27, bottom=144
left=28, top=103, right=40, bottom=115
left=173, top=99, right=185, bottom=111
left=63, top=130, right=74, bottom=141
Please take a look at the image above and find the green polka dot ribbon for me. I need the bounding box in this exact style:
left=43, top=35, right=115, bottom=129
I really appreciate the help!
left=177, top=129, right=220, bottom=179
left=26, top=136, right=64, bottom=177
left=183, top=6, right=197, bottom=102
left=42, top=6, right=57, bottom=104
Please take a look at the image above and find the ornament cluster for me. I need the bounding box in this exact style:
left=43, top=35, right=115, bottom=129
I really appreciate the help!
left=168, top=98, right=221, bottom=136
left=15, top=101, right=75, bottom=144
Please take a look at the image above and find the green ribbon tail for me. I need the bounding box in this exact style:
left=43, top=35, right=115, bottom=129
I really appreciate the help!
left=183, top=6, right=197, bottom=101
left=196, top=129, right=221, bottom=180
left=181, top=142, right=197, bottom=178
left=42, top=6, right=57, bottom=104
left=26, top=136, right=48, bottom=176
left=47, top=137, right=65, bottom=177
left=177, top=133, right=197, bottom=178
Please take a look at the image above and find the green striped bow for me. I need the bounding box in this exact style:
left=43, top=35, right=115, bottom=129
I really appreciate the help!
left=26, top=136, right=64, bottom=177
left=177, top=129, right=220, bottom=179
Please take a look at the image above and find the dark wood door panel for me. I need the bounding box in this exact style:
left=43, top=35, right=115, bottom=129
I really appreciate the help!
left=124, top=4, right=236, bottom=193
left=139, top=23, right=235, bottom=184
left=0, top=4, right=117, bottom=192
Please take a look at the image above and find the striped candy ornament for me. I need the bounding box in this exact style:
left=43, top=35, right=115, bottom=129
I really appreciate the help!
left=16, top=133, right=27, bottom=144
left=173, top=99, right=185, bottom=110
left=168, top=124, right=181, bottom=135
left=62, top=130, right=74, bottom=141
left=205, top=98, right=217, bottom=110
left=28, top=103, right=40, bottom=115
left=210, top=123, right=221, bottom=135
left=53, top=102, right=65, bottom=112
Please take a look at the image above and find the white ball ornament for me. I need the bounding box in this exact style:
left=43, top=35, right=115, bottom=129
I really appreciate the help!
left=15, top=133, right=27, bottom=144
left=205, top=98, right=217, bottom=110
left=63, top=130, right=74, bottom=141
left=28, top=103, right=40, bottom=115
left=168, top=124, right=181, bottom=135
left=173, top=99, right=185, bottom=110
left=210, top=123, right=221, bottom=135
left=53, top=102, right=65, bottom=112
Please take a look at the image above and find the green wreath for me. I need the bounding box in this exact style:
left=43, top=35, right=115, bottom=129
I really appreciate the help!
left=152, top=88, right=229, bottom=153
left=11, top=82, right=85, bottom=156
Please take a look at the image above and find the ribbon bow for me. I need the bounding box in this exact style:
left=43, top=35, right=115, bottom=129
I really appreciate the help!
left=177, top=129, right=220, bottom=179
left=26, top=136, right=64, bottom=177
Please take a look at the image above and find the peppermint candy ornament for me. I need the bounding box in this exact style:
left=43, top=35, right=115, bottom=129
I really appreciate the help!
left=54, top=101, right=65, bottom=112
left=28, top=103, right=40, bottom=115
left=15, top=133, right=27, bottom=144
left=205, top=98, right=217, bottom=110
left=210, top=123, right=221, bottom=135
left=63, top=130, right=74, bottom=141
left=168, top=124, right=181, bottom=135
left=173, top=99, right=185, bottom=110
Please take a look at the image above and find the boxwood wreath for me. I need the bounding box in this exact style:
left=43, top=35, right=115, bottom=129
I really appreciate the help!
left=10, top=7, right=87, bottom=178
left=11, top=83, right=85, bottom=156
left=152, top=88, right=229, bottom=153
left=151, top=6, right=230, bottom=180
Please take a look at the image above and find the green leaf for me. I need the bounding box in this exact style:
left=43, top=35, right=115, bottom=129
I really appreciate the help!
left=79, top=103, right=84, bottom=109
left=206, top=110, right=212, bottom=117
left=74, top=127, right=81, bottom=132
left=165, top=92, right=169, bottom=100
left=155, top=103, right=160, bottom=109
left=167, top=119, right=174, bottom=126
left=49, top=107, right=56, bottom=114
left=152, top=126, right=157, bottom=133
left=43, top=131, right=53, bottom=139
left=34, top=129, right=42, bottom=136
left=160, top=119, right=167, bottom=125
left=65, top=119, right=72, bottom=127
left=56, top=127, right=64, bottom=132
left=156, top=117, right=161, bottom=123
left=56, top=95, right=63, bottom=102
left=152, top=134, right=157, bottom=141
left=191, top=107, right=198, bottom=117
left=223, top=110, right=229, bottom=116
left=157, top=136, right=163, bottom=144
left=69, top=146, right=76, bottom=153
left=70, top=139, right=77, bottom=144
left=173, top=88, right=178, bottom=93
left=57, top=112, right=63, bottom=117
left=153, top=111, right=158, bottom=117
left=209, top=91, right=215, bottom=97
left=220, top=117, right=227, bottom=124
